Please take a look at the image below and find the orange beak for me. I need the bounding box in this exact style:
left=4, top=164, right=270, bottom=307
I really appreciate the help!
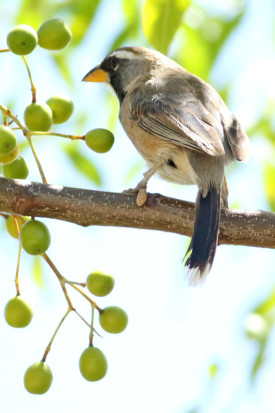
left=82, top=66, right=110, bottom=83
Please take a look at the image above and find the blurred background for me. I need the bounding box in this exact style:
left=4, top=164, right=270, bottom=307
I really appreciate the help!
left=0, top=0, right=275, bottom=412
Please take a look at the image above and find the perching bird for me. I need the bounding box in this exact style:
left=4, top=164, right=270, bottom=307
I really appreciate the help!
left=83, top=46, right=251, bottom=285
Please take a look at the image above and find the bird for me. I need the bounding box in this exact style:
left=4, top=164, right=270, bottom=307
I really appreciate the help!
left=82, top=46, right=251, bottom=285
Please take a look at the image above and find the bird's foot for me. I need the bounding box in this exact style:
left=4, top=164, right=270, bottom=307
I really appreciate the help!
left=122, top=184, right=148, bottom=207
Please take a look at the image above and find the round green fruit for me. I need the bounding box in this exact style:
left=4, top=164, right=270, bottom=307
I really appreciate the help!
left=24, top=102, right=53, bottom=131
left=24, top=362, right=53, bottom=394
left=0, top=143, right=19, bottom=165
left=20, top=220, right=51, bottom=255
left=4, top=296, right=33, bottom=328
left=3, top=156, right=29, bottom=179
left=0, top=125, right=17, bottom=156
left=6, top=215, right=28, bottom=239
left=86, top=272, right=115, bottom=297
left=46, top=96, right=74, bottom=124
left=79, top=347, right=107, bottom=382
left=99, top=306, right=128, bottom=334
left=7, top=24, right=37, bottom=55
left=37, top=18, right=72, bottom=50
left=85, top=129, right=114, bottom=153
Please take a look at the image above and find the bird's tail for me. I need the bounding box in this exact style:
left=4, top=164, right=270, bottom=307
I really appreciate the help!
left=184, top=187, right=221, bottom=285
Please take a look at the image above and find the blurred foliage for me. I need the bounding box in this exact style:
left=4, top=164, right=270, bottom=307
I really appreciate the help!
left=64, top=142, right=102, bottom=186
left=208, top=362, right=219, bottom=380
left=109, top=0, right=140, bottom=51
left=264, top=161, right=275, bottom=211
left=245, top=291, right=275, bottom=382
left=123, top=159, right=144, bottom=186
left=142, top=0, right=191, bottom=54
left=247, top=100, right=275, bottom=211
left=247, top=99, right=275, bottom=145
left=32, top=255, right=46, bottom=289
left=174, top=4, right=245, bottom=80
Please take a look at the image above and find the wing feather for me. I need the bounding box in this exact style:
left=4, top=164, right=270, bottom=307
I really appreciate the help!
left=130, top=95, right=225, bottom=157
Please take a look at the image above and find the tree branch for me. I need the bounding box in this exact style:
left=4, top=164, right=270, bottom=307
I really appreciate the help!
left=0, top=177, right=274, bottom=248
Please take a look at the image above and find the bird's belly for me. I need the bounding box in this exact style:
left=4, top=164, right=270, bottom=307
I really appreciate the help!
left=122, top=119, right=198, bottom=186
left=157, top=156, right=197, bottom=185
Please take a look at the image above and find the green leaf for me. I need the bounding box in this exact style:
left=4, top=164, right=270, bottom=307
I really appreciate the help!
left=175, top=5, right=244, bottom=80
left=254, top=284, right=275, bottom=316
left=64, top=143, right=102, bottom=186
left=264, top=161, right=275, bottom=211
left=123, top=159, right=144, bottom=186
left=32, top=256, right=46, bottom=289
left=250, top=340, right=267, bottom=384
left=247, top=100, right=275, bottom=143
left=142, top=0, right=191, bottom=54
left=109, top=0, right=140, bottom=51
left=208, top=362, right=219, bottom=380
left=105, top=93, right=120, bottom=132
left=69, top=0, right=102, bottom=46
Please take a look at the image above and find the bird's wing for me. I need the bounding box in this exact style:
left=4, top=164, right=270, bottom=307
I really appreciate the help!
left=129, top=91, right=225, bottom=157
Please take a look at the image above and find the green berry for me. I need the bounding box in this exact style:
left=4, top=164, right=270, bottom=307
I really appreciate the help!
left=3, top=156, right=29, bottom=179
left=0, top=143, right=19, bottom=165
left=46, top=96, right=74, bottom=124
left=20, top=220, right=51, bottom=255
left=7, top=24, right=37, bottom=55
left=6, top=215, right=28, bottom=239
left=24, top=362, right=53, bottom=394
left=37, top=18, right=72, bottom=50
left=4, top=296, right=33, bottom=328
left=0, top=125, right=17, bottom=156
left=24, top=103, right=53, bottom=131
left=85, top=129, right=114, bottom=153
left=86, top=272, right=115, bottom=297
left=99, top=306, right=128, bottom=334
left=79, top=347, right=108, bottom=382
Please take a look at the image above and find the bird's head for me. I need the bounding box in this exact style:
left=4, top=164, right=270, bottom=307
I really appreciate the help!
left=82, top=46, right=176, bottom=103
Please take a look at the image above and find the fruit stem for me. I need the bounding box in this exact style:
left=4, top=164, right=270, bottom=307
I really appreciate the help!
left=31, top=131, right=85, bottom=140
left=70, top=281, right=86, bottom=287
left=67, top=281, right=102, bottom=313
left=0, top=103, right=27, bottom=132
left=25, top=131, right=48, bottom=184
left=74, top=309, right=92, bottom=329
left=15, top=243, right=22, bottom=296
left=42, top=253, right=74, bottom=309
left=0, top=212, right=9, bottom=219
left=41, top=307, right=72, bottom=362
left=0, top=104, right=48, bottom=184
left=89, top=304, right=95, bottom=346
left=0, top=48, right=10, bottom=53
left=21, top=56, right=36, bottom=103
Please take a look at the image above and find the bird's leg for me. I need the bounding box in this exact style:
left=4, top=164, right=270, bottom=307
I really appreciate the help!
left=124, top=160, right=164, bottom=206
left=221, top=176, right=229, bottom=208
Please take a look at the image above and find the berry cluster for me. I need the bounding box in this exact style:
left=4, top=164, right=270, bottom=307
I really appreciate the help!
left=1, top=18, right=124, bottom=395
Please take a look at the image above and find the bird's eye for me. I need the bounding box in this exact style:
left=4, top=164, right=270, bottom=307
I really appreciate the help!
left=110, top=57, right=119, bottom=71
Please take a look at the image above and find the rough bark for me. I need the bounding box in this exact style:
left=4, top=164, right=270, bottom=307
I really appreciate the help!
left=0, top=177, right=274, bottom=248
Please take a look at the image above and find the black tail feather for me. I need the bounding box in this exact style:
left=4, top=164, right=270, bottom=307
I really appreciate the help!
left=184, top=187, right=221, bottom=285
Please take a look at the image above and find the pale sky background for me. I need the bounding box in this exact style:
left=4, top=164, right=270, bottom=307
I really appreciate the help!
left=0, top=0, right=275, bottom=412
